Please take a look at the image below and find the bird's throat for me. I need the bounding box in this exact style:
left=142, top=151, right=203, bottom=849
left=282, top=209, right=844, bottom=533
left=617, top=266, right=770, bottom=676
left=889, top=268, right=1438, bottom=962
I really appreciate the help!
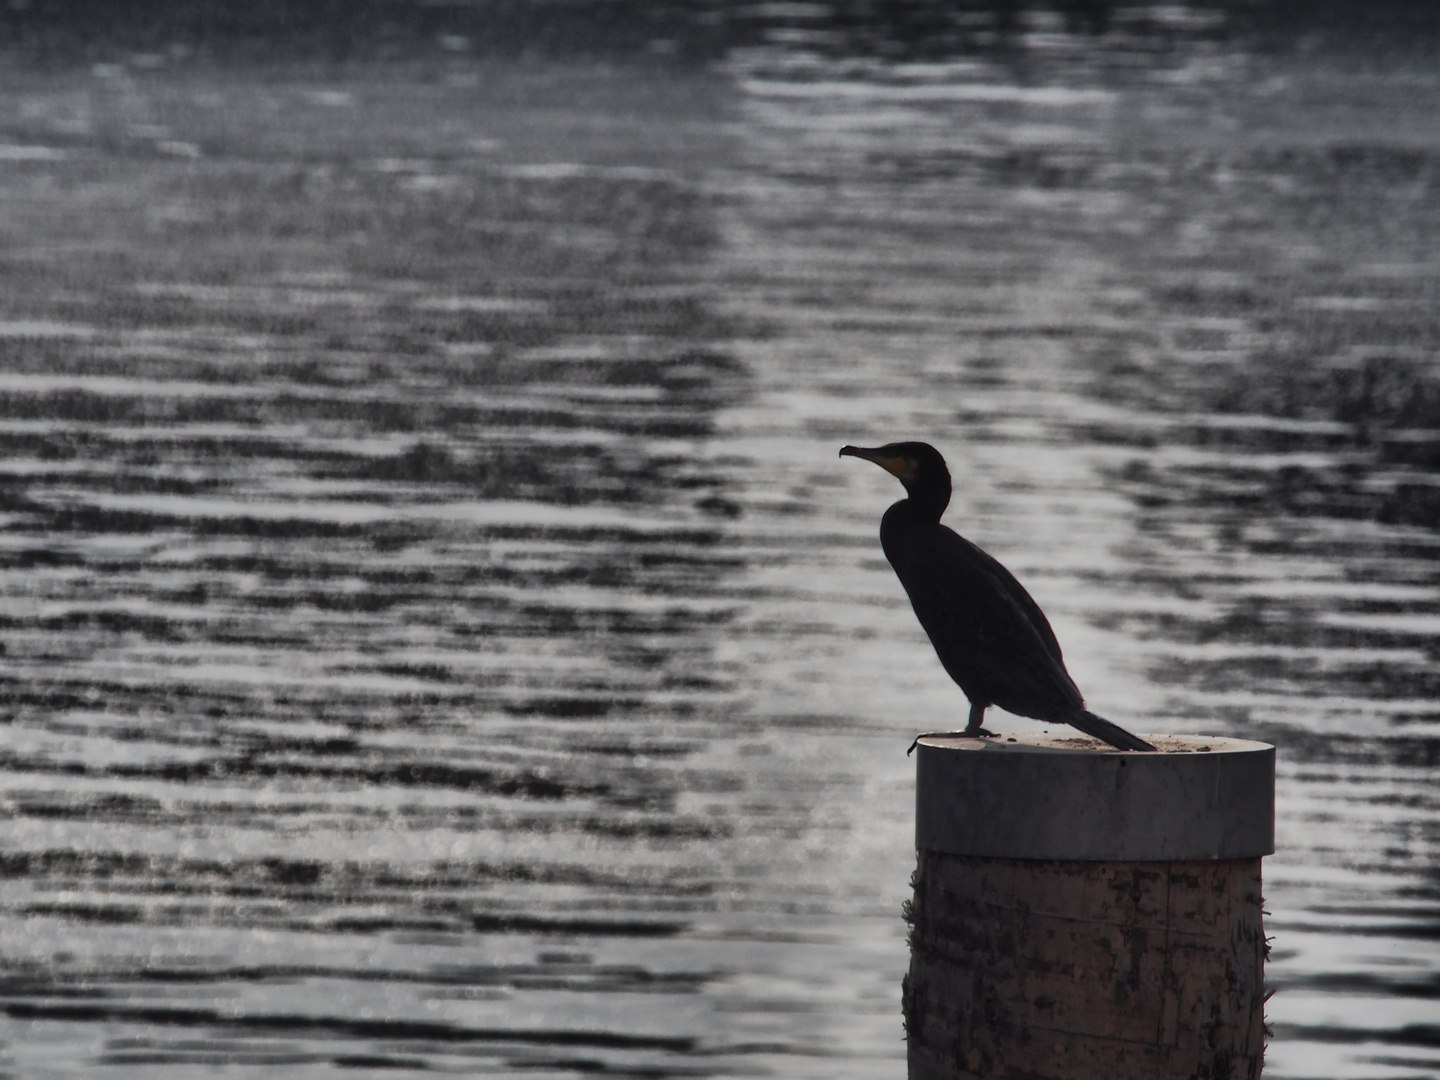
left=905, top=490, right=948, bottom=524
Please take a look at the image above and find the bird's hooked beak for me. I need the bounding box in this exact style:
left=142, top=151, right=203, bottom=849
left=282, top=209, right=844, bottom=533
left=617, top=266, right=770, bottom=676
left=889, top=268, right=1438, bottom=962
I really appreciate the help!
left=839, top=445, right=916, bottom=483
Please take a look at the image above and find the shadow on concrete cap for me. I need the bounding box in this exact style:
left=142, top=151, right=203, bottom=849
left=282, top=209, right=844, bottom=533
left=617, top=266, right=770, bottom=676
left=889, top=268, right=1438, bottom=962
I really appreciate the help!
left=915, top=733, right=1275, bottom=861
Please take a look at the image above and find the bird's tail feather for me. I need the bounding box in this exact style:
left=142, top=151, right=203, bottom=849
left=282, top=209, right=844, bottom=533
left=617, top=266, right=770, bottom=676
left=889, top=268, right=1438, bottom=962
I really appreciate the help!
left=1063, top=710, right=1157, bottom=752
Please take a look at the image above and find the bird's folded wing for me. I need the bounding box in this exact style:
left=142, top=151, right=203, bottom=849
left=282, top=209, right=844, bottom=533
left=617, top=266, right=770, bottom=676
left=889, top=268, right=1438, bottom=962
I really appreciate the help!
left=898, top=526, right=1084, bottom=715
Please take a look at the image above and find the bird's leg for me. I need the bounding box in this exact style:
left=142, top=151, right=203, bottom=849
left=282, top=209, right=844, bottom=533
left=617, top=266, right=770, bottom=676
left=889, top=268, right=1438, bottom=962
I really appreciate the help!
left=962, top=702, right=996, bottom=739
left=906, top=704, right=997, bottom=755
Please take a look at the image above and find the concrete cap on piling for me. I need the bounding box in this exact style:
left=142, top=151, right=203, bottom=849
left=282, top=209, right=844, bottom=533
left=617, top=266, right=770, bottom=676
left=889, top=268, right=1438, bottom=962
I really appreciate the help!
left=915, top=733, right=1274, bottom=861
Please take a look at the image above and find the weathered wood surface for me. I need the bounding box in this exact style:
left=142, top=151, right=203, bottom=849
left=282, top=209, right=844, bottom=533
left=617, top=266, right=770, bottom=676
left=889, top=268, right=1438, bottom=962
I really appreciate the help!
left=904, top=850, right=1266, bottom=1080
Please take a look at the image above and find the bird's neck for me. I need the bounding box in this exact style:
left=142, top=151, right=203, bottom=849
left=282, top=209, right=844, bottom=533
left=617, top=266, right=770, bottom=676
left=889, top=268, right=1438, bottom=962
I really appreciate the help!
left=903, top=490, right=949, bottom=524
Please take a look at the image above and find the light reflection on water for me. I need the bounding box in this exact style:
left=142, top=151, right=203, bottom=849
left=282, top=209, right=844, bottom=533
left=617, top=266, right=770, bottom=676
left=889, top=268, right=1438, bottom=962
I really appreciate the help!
left=0, top=6, right=1436, bottom=1078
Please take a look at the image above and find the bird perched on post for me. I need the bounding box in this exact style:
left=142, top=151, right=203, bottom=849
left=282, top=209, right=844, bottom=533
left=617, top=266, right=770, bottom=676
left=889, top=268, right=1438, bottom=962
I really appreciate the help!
left=840, top=441, right=1155, bottom=753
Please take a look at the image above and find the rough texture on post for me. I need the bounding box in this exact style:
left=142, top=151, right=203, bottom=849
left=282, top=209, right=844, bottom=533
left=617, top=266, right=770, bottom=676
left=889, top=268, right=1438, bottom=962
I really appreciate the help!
left=904, top=851, right=1266, bottom=1080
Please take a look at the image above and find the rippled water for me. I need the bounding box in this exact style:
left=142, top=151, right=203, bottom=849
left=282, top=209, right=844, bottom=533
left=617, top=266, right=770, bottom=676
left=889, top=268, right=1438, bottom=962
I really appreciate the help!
left=0, top=5, right=1437, bottom=1078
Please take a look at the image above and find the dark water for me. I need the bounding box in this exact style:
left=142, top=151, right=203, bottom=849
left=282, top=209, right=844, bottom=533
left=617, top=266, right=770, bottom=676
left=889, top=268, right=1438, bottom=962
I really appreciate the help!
left=0, top=5, right=1437, bottom=1078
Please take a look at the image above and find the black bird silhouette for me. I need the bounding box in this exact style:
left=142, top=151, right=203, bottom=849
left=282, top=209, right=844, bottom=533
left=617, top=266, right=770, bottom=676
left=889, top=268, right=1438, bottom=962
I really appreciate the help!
left=840, top=441, right=1156, bottom=753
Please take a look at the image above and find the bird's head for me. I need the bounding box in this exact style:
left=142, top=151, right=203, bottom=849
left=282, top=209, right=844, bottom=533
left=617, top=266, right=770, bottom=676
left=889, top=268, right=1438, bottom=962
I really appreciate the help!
left=839, top=441, right=951, bottom=517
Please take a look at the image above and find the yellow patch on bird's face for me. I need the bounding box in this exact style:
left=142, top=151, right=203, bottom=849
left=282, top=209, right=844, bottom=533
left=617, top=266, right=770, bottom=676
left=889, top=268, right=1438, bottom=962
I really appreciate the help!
left=881, top=456, right=916, bottom=482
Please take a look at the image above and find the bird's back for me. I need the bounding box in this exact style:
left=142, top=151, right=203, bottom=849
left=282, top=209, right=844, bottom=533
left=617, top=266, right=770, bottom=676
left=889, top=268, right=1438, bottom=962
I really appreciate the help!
left=879, top=501, right=1084, bottom=720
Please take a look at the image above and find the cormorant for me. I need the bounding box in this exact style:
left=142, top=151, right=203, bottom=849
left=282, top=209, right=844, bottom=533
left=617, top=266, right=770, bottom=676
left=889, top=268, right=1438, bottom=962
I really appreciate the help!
left=840, top=441, right=1156, bottom=753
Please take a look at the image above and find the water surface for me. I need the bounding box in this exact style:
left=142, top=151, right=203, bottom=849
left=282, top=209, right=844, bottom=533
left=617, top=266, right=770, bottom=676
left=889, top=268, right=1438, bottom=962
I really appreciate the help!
left=0, top=6, right=1437, bottom=1078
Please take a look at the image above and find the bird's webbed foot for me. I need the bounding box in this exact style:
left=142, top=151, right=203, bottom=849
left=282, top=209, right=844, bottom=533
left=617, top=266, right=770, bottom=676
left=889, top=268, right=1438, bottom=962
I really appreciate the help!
left=906, top=728, right=996, bottom=756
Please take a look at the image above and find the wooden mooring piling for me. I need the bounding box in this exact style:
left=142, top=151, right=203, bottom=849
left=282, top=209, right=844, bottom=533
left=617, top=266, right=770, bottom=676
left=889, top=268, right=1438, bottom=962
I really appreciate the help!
left=905, top=734, right=1274, bottom=1080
